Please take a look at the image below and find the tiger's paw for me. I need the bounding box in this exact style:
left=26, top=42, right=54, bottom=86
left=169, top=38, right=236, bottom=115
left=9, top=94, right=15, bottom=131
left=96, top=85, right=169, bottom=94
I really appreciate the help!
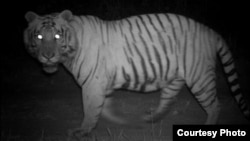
left=142, top=114, right=164, bottom=124
left=142, top=109, right=166, bottom=123
left=142, top=112, right=156, bottom=123
left=67, top=128, right=96, bottom=141
left=142, top=107, right=156, bottom=122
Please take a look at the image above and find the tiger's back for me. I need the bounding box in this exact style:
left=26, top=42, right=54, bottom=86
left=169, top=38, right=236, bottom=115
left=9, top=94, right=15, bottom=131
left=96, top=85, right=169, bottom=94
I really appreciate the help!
left=107, top=14, right=218, bottom=92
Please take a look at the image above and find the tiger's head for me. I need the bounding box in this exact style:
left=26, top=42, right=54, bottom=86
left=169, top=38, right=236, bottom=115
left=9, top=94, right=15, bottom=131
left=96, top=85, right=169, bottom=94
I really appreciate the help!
left=24, top=10, right=78, bottom=73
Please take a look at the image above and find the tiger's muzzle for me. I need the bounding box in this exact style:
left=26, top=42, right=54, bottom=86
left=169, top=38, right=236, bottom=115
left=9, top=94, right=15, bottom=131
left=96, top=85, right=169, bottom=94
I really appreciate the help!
left=39, top=51, right=60, bottom=73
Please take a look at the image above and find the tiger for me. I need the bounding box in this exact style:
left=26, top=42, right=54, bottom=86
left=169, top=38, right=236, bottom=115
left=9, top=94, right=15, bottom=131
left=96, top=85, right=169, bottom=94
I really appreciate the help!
left=24, top=10, right=250, bottom=137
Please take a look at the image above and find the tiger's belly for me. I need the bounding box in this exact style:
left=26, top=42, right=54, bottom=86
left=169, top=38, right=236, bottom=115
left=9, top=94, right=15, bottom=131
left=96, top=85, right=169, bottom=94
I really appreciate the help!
left=111, top=65, right=175, bottom=92
left=113, top=76, right=169, bottom=92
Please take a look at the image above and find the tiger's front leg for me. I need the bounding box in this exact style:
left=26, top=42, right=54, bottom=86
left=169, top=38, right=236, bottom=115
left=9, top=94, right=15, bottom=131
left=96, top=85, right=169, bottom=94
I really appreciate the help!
left=68, top=82, right=106, bottom=139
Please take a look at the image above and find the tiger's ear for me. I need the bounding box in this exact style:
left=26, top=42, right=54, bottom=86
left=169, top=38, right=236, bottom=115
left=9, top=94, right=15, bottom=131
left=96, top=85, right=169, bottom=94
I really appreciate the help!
left=60, top=10, right=73, bottom=21
left=25, top=11, right=38, bottom=23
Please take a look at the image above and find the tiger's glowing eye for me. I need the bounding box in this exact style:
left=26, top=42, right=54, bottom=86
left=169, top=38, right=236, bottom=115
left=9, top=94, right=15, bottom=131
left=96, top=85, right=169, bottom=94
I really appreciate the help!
left=55, top=34, right=60, bottom=39
left=37, top=34, right=43, bottom=40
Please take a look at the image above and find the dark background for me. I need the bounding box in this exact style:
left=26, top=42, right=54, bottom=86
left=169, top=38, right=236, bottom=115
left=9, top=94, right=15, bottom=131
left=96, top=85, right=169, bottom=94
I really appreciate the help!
left=1, top=0, right=250, bottom=140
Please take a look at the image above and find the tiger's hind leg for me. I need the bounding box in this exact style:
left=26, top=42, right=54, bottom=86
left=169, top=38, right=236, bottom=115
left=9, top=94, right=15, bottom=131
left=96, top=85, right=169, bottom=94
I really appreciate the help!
left=188, top=74, right=220, bottom=124
left=143, top=78, right=185, bottom=122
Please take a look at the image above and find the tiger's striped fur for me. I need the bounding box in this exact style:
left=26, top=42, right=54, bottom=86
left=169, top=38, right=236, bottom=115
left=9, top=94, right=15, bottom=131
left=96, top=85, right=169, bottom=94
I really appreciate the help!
left=24, top=10, right=250, bottom=136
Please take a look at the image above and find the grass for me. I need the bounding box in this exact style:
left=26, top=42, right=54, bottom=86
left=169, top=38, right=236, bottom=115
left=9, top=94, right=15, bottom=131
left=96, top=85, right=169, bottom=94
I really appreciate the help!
left=1, top=120, right=167, bottom=141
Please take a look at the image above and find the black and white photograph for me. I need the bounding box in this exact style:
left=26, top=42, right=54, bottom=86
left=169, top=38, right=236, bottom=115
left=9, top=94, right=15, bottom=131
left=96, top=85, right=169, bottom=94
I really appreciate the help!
left=1, top=0, right=250, bottom=140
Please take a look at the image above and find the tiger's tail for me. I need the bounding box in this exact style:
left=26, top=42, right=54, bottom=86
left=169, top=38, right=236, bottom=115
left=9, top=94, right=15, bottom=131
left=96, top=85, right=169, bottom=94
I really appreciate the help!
left=217, top=37, right=250, bottom=120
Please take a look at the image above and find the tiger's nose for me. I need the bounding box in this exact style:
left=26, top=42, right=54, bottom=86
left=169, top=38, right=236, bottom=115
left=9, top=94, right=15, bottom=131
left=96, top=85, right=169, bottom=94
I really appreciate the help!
left=42, top=52, right=55, bottom=59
